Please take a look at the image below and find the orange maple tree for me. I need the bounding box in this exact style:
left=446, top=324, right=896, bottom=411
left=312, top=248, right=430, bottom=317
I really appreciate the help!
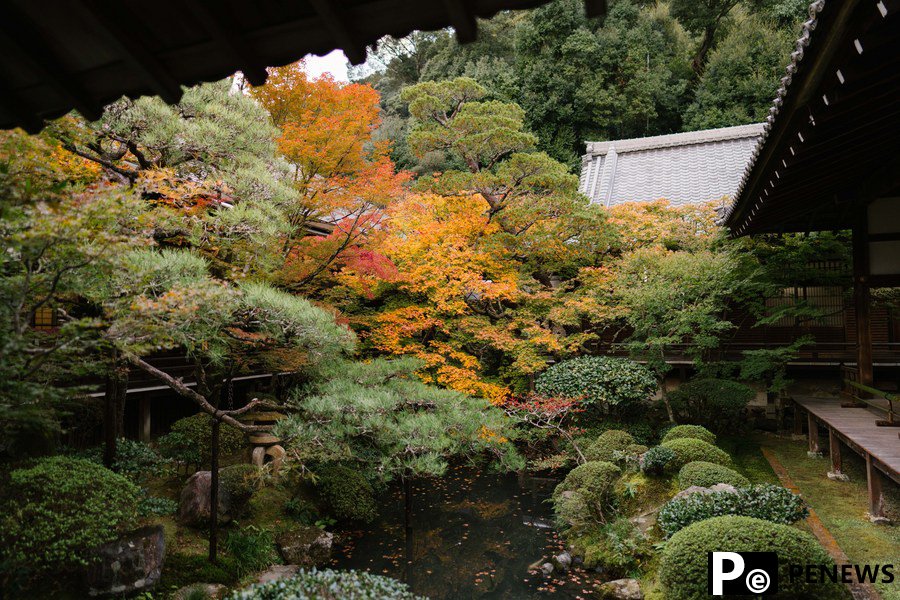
left=251, top=62, right=410, bottom=290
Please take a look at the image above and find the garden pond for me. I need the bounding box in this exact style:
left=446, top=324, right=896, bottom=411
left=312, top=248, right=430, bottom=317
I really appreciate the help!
left=331, top=464, right=603, bottom=599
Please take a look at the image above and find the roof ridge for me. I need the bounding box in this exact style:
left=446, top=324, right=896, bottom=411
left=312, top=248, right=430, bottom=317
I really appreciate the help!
left=585, top=123, right=764, bottom=155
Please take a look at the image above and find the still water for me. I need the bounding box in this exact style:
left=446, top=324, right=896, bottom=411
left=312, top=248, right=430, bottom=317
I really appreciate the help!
left=331, top=464, right=602, bottom=599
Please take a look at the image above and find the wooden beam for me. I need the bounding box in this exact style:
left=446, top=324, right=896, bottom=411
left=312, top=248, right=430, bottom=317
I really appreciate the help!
left=866, top=452, right=886, bottom=518
left=79, top=1, right=183, bottom=105
left=793, top=402, right=805, bottom=435
left=442, top=0, right=478, bottom=43
left=307, top=0, right=366, bottom=64
left=184, top=0, right=269, bottom=86
left=0, top=4, right=101, bottom=121
left=829, top=428, right=843, bottom=474
left=853, top=211, right=874, bottom=387
left=808, top=412, right=821, bottom=454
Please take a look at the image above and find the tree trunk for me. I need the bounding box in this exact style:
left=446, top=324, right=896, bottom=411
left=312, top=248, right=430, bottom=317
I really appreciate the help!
left=114, top=365, right=128, bottom=438
left=103, top=374, right=117, bottom=468
left=660, top=376, right=675, bottom=423
left=209, top=418, right=221, bottom=564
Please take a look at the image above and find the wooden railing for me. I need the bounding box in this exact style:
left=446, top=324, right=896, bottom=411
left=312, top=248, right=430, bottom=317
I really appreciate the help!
left=842, top=379, right=899, bottom=427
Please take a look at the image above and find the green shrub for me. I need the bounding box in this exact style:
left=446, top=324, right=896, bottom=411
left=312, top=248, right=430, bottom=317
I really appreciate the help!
left=658, top=484, right=809, bottom=538
left=227, top=569, right=423, bottom=599
left=158, top=413, right=246, bottom=466
left=661, top=424, right=716, bottom=445
left=220, top=463, right=260, bottom=518
left=641, top=446, right=676, bottom=475
left=660, top=516, right=843, bottom=599
left=283, top=497, right=320, bottom=525
left=138, top=494, right=178, bottom=517
left=660, top=438, right=731, bottom=470
left=677, top=461, right=749, bottom=489
left=570, top=518, right=651, bottom=576
left=71, top=438, right=170, bottom=482
left=552, top=460, right=621, bottom=531
left=536, top=356, right=656, bottom=411
left=668, top=379, right=754, bottom=431
left=584, top=430, right=635, bottom=462
left=0, top=457, right=140, bottom=574
left=224, top=525, right=279, bottom=576
left=315, top=464, right=378, bottom=523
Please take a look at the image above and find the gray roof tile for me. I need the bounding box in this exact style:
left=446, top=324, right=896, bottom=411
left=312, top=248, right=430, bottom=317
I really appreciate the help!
left=579, top=123, right=764, bottom=208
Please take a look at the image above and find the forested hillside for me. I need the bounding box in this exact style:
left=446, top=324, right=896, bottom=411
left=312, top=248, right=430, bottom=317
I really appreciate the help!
left=352, top=0, right=809, bottom=169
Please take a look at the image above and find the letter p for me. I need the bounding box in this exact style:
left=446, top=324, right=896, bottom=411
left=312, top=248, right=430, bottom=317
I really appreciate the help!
left=711, top=552, right=745, bottom=596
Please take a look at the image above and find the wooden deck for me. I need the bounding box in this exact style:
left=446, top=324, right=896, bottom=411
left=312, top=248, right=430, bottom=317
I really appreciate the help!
left=794, top=395, right=900, bottom=519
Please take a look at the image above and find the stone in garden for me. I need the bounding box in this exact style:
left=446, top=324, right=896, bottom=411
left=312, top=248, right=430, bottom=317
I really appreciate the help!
left=827, top=470, right=849, bottom=481
left=275, top=526, right=334, bottom=566
left=540, top=562, right=554, bottom=577
left=595, top=578, right=644, bottom=600
left=177, top=470, right=245, bottom=526
left=85, top=525, right=164, bottom=597
left=174, top=583, right=228, bottom=600
left=551, top=551, right=572, bottom=573
left=257, top=564, right=300, bottom=584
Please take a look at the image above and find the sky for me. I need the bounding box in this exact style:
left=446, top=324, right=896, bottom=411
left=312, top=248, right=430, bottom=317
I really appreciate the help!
left=304, top=50, right=350, bottom=82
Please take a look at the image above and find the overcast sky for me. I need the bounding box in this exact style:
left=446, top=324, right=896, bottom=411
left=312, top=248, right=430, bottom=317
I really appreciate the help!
left=304, top=50, right=350, bottom=82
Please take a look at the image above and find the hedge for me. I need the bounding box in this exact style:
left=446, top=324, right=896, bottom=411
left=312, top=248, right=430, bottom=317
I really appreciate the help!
left=535, top=356, right=656, bottom=410
left=227, top=569, right=424, bottom=599
left=677, top=461, right=749, bottom=490
left=661, top=424, right=716, bottom=445
left=584, top=430, right=635, bottom=462
left=659, top=516, right=844, bottom=599
left=660, top=438, right=731, bottom=470
left=658, top=484, right=809, bottom=537
left=552, top=461, right=622, bottom=532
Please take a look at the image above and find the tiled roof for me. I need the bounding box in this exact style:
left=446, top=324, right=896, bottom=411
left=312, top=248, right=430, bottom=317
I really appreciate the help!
left=579, top=123, right=765, bottom=208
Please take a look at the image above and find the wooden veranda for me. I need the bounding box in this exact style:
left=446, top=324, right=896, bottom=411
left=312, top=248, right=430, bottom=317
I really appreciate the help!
left=793, top=395, right=899, bottom=519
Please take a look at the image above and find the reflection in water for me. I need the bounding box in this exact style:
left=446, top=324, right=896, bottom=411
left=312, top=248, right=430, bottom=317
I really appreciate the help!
left=331, top=465, right=603, bottom=599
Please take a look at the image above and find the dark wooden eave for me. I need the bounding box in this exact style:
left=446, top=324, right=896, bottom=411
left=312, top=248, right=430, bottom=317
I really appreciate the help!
left=0, top=0, right=605, bottom=133
left=724, top=0, right=900, bottom=236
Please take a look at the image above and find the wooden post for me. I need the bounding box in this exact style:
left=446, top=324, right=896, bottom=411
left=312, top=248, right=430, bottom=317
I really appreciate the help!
left=865, top=453, right=885, bottom=519
left=209, top=418, right=220, bottom=563
left=807, top=413, right=820, bottom=454
left=103, top=375, right=117, bottom=468
left=853, top=214, right=874, bottom=387
left=829, top=429, right=843, bottom=475
left=138, top=396, right=151, bottom=443
left=793, top=403, right=804, bottom=435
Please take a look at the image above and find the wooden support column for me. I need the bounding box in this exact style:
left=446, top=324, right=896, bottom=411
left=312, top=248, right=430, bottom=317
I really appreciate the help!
left=828, top=429, right=844, bottom=477
left=865, top=453, right=886, bottom=519
left=853, top=213, right=874, bottom=387
left=138, top=396, right=151, bottom=443
left=793, top=402, right=804, bottom=435
left=807, top=413, right=820, bottom=454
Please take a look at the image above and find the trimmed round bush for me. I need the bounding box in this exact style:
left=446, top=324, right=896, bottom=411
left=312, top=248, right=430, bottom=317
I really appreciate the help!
left=661, top=438, right=731, bottom=470
left=660, top=516, right=843, bottom=599
left=158, top=413, right=246, bottom=466
left=658, top=484, right=808, bottom=537
left=678, top=461, right=749, bottom=489
left=535, top=356, right=656, bottom=410
left=552, top=461, right=622, bottom=531
left=641, top=445, right=676, bottom=475
left=220, top=463, right=260, bottom=518
left=227, top=568, right=424, bottom=599
left=668, top=378, right=754, bottom=431
left=0, top=457, right=140, bottom=574
left=661, top=424, right=716, bottom=446
left=316, top=464, right=378, bottom=523
left=584, top=430, right=635, bottom=462
left=626, top=443, right=648, bottom=456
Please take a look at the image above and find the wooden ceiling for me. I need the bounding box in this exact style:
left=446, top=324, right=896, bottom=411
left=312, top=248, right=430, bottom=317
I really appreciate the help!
left=724, top=0, right=900, bottom=235
left=0, top=0, right=606, bottom=132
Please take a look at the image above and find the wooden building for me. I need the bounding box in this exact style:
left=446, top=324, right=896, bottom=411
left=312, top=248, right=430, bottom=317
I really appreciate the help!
left=724, top=0, right=900, bottom=519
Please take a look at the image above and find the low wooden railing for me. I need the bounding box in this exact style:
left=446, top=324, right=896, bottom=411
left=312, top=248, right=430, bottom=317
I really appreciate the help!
left=842, top=379, right=899, bottom=427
